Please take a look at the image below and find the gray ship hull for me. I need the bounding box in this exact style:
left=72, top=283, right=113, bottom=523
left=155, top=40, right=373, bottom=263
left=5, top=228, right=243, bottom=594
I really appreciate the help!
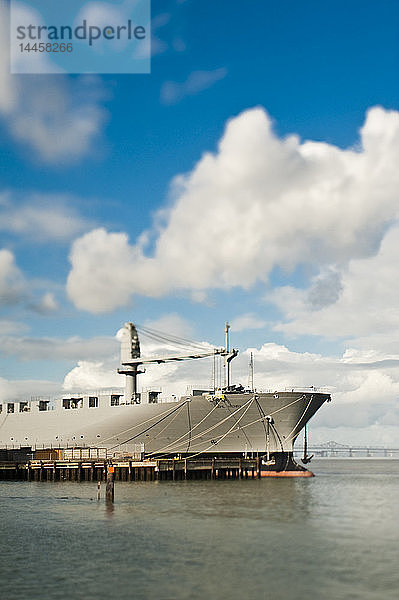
left=0, top=390, right=329, bottom=456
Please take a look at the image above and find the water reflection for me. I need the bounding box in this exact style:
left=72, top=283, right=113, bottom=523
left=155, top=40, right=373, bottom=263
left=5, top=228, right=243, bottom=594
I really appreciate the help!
left=105, top=499, right=115, bottom=518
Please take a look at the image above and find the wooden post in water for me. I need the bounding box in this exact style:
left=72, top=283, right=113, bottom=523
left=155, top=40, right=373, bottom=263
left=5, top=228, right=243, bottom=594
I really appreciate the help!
left=97, top=481, right=101, bottom=500
left=106, top=465, right=114, bottom=503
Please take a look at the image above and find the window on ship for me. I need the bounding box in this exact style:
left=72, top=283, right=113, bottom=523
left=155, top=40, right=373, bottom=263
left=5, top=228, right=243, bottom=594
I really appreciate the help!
left=39, top=400, right=50, bottom=411
left=71, top=398, right=83, bottom=409
left=7, top=403, right=14, bottom=414
left=19, top=402, right=29, bottom=412
left=111, top=395, right=121, bottom=406
left=63, top=399, right=71, bottom=409
left=89, top=396, right=98, bottom=408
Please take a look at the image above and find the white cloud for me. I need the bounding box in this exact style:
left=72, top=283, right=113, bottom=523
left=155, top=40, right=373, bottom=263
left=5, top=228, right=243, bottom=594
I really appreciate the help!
left=0, top=249, right=26, bottom=306
left=230, top=313, right=267, bottom=332
left=29, top=292, right=59, bottom=315
left=0, top=333, right=119, bottom=362
left=143, top=313, right=194, bottom=339
left=0, top=1, right=107, bottom=164
left=67, top=105, right=399, bottom=314
left=0, top=193, right=90, bottom=242
left=0, top=320, right=28, bottom=335
left=0, top=247, right=60, bottom=313
left=0, top=376, right=62, bottom=402
left=67, top=228, right=151, bottom=313
left=63, top=360, right=123, bottom=391
left=267, top=222, right=399, bottom=347
left=161, top=67, right=227, bottom=104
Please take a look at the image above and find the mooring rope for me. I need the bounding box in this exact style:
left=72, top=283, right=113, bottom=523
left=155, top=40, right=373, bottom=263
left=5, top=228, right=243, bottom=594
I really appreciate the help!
left=142, top=401, right=189, bottom=446
left=184, top=394, right=311, bottom=452
left=146, top=402, right=221, bottom=458
left=186, top=395, right=256, bottom=459
left=108, top=400, right=190, bottom=449
left=109, top=392, right=312, bottom=455
left=283, top=395, right=314, bottom=443
left=147, top=396, right=255, bottom=456
left=100, top=400, right=190, bottom=444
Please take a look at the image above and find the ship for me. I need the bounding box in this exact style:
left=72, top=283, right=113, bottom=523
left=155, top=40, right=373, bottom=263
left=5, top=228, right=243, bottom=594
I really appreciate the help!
left=0, top=323, right=331, bottom=475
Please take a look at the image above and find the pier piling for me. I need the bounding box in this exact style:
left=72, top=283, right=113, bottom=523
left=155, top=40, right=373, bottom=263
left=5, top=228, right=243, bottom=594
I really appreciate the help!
left=106, top=466, right=115, bottom=503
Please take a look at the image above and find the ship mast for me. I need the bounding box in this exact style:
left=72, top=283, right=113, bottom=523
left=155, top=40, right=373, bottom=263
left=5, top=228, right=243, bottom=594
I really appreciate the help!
left=224, top=321, right=230, bottom=388
left=223, top=321, right=238, bottom=389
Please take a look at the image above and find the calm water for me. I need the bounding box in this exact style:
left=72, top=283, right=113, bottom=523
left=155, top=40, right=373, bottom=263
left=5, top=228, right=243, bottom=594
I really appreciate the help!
left=1, top=460, right=398, bottom=600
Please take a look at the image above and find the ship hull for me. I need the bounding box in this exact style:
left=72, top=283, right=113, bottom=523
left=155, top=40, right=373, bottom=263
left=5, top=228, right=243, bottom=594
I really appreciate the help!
left=0, top=390, right=329, bottom=456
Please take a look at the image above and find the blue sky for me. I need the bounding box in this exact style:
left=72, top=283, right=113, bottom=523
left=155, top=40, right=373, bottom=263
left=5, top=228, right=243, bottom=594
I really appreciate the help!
left=1, top=0, right=399, bottom=444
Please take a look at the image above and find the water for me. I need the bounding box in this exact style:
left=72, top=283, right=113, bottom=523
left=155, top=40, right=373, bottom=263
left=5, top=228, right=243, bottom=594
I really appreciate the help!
left=1, top=460, right=398, bottom=600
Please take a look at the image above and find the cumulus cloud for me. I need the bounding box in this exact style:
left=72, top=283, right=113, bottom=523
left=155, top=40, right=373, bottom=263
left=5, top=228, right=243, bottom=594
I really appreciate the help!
left=267, top=222, right=399, bottom=346
left=67, top=105, right=399, bottom=313
left=67, top=228, right=149, bottom=313
left=0, top=1, right=107, bottom=164
left=63, top=360, right=123, bottom=391
left=161, top=67, right=227, bottom=104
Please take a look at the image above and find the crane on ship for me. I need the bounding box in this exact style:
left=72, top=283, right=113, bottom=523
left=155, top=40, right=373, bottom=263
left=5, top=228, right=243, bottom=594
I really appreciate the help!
left=118, top=322, right=239, bottom=403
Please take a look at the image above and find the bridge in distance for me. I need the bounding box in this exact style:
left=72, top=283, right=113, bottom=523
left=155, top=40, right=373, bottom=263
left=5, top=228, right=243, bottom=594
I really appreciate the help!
left=293, top=441, right=399, bottom=458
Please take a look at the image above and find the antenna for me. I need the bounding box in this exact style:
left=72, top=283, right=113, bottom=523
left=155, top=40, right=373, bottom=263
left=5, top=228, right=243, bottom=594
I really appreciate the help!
left=248, top=352, right=254, bottom=392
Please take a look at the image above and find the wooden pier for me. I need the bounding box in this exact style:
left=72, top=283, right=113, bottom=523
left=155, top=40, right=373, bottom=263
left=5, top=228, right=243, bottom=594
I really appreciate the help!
left=0, top=456, right=311, bottom=481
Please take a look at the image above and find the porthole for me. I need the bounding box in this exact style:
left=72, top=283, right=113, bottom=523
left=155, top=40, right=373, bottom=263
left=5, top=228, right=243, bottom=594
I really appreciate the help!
left=96, top=434, right=100, bottom=438
left=80, top=435, right=84, bottom=439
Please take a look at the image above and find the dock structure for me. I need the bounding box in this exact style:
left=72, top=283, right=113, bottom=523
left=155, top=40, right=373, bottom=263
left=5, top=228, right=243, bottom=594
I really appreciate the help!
left=0, top=456, right=313, bottom=481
